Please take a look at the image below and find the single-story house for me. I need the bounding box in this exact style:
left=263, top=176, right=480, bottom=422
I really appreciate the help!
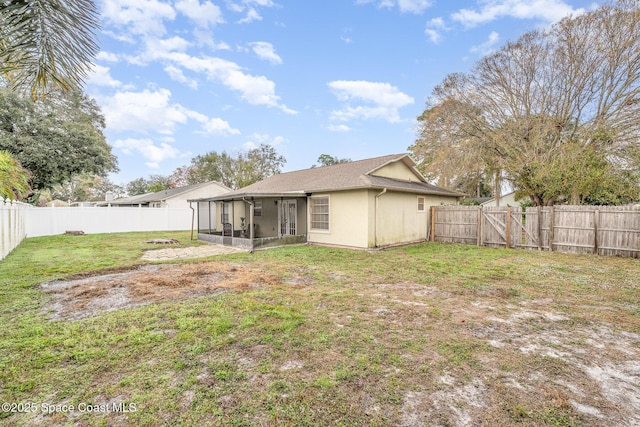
left=190, top=153, right=461, bottom=250
left=481, top=191, right=530, bottom=207
left=97, top=181, right=231, bottom=209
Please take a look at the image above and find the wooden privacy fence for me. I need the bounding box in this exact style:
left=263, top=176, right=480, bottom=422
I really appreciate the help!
left=430, top=205, right=640, bottom=258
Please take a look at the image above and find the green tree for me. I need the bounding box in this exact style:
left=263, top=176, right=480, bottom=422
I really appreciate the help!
left=51, top=174, right=124, bottom=203
left=410, top=99, right=497, bottom=198
left=416, top=1, right=640, bottom=205
left=125, top=175, right=172, bottom=196
left=179, top=144, right=286, bottom=189
left=0, top=87, right=118, bottom=191
left=0, top=149, right=29, bottom=199
left=313, top=154, right=352, bottom=168
left=125, top=178, right=149, bottom=196
left=0, top=0, right=99, bottom=98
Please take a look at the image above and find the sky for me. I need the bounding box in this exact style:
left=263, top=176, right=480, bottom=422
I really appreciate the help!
left=87, top=0, right=600, bottom=186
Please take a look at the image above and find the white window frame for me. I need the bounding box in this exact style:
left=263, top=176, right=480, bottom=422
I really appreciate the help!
left=254, top=200, right=262, bottom=217
left=309, top=195, right=330, bottom=232
left=417, top=196, right=426, bottom=212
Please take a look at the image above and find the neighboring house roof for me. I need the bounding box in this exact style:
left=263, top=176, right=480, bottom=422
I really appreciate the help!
left=99, top=181, right=231, bottom=206
left=192, top=154, right=461, bottom=202
left=480, top=190, right=526, bottom=206
left=461, top=196, right=493, bottom=205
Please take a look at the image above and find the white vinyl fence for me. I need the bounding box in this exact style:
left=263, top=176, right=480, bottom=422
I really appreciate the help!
left=1, top=199, right=29, bottom=260
left=0, top=205, right=194, bottom=260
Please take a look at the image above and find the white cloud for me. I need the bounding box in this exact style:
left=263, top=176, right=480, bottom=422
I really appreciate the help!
left=162, top=52, right=296, bottom=113
left=96, top=51, right=120, bottom=62
left=242, top=141, right=257, bottom=150
left=175, top=0, right=224, bottom=28
left=249, top=42, right=282, bottom=64
left=101, top=87, right=240, bottom=137
left=237, top=8, right=262, bottom=23
left=425, top=17, right=447, bottom=43
left=327, top=124, right=351, bottom=132
left=113, top=138, right=181, bottom=169
left=397, top=0, right=433, bottom=14
left=242, top=133, right=285, bottom=150
left=101, top=88, right=187, bottom=134
left=356, top=0, right=433, bottom=14
left=328, top=80, right=414, bottom=107
left=127, top=36, right=192, bottom=65
left=87, top=65, right=123, bottom=88
left=102, top=0, right=176, bottom=36
left=328, top=80, right=414, bottom=123
left=164, top=65, right=199, bottom=89
left=198, top=117, right=241, bottom=136
left=451, top=0, right=585, bottom=27
left=470, top=31, right=500, bottom=55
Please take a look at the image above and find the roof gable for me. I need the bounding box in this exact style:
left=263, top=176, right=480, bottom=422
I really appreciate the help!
left=367, top=156, right=425, bottom=182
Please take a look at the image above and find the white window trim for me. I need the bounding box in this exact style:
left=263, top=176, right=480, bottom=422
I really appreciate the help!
left=309, top=194, right=330, bottom=233
left=417, top=196, right=426, bottom=212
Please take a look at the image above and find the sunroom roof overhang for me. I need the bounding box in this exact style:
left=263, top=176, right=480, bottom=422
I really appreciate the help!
left=189, top=191, right=308, bottom=203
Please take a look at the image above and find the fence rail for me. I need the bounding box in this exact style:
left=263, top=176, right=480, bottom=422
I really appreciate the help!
left=431, top=205, right=640, bottom=258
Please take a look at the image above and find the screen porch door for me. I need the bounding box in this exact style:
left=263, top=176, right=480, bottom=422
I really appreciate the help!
left=278, top=200, right=297, bottom=237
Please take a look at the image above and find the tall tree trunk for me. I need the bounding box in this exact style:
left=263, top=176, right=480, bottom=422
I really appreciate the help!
left=494, top=171, right=501, bottom=207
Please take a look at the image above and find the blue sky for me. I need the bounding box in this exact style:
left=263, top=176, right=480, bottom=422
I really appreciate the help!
left=87, top=0, right=599, bottom=186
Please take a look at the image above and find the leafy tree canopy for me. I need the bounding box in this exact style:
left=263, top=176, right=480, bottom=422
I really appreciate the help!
left=125, top=175, right=172, bottom=196
left=312, top=154, right=352, bottom=168
left=411, top=0, right=640, bottom=206
left=48, top=174, right=124, bottom=203
left=173, top=144, right=286, bottom=190
left=0, top=149, right=29, bottom=200
left=0, top=87, right=118, bottom=192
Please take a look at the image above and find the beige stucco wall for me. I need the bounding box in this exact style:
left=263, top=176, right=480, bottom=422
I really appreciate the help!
left=307, top=190, right=370, bottom=248
left=371, top=161, right=421, bottom=182
left=374, top=191, right=427, bottom=247
left=307, top=190, right=458, bottom=249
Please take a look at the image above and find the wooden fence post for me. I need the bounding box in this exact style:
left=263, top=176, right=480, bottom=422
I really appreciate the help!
left=430, top=206, right=435, bottom=242
left=549, top=206, right=555, bottom=252
left=536, top=206, right=542, bottom=250
left=594, top=209, right=599, bottom=255
left=477, top=205, right=483, bottom=246
left=505, top=207, right=511, bottom=249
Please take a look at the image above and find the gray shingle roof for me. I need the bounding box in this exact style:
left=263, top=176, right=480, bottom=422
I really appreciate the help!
left=193, top=153, right=460, bottom=201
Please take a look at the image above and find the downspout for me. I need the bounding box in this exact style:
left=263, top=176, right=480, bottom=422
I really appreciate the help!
left=374, top=188, right=387, bottom=248
left=189, top=201, right=195, bottom=240
left=242, top=197, right=255, bottom=252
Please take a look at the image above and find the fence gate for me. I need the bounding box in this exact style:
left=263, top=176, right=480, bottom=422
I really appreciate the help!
left=481, top=207, right=507, bottom=247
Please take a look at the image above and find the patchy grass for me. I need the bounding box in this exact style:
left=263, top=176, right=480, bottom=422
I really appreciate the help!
left=1, top=232, right=639, bottom=426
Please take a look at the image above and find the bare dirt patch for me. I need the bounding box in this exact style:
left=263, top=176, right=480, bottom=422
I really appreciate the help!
left=361, top=281, right=640, bottom=426
left=39, top=261, right=280, bottom=320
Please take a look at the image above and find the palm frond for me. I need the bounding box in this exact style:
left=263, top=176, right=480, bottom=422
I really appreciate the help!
left=0, top=0, right=99, bottom=98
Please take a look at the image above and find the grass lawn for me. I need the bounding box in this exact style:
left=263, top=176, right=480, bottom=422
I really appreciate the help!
left=1, top=231, right=639, bottom=426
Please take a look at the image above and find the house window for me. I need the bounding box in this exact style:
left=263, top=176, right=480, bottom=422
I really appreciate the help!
left=310, top=196, right=329, bottom=230
left=417, top=196, right=426, bottom=212
left=254, top=200, right=262, bottom=217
